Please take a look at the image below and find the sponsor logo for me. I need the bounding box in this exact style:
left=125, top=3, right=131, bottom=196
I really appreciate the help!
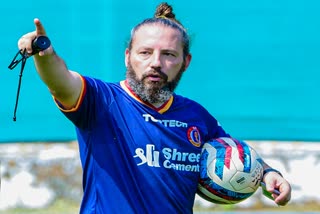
left=142, top=114, right=188, bottom=128
left=142, top=114, right=202, bottom=148
left=133, top=144, right=200, bottom=172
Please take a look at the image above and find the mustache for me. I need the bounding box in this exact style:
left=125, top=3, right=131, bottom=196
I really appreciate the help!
left=142, top=68, right=168, bottom=81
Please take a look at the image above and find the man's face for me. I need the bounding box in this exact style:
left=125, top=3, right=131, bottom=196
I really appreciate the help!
left=125, top=24, right=191, bottom=104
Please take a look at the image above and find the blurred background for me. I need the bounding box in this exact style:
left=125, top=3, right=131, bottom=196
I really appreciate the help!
left=0, top=0, right=319, bottom=213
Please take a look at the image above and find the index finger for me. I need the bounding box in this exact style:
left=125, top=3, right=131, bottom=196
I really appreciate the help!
left=34, top=18, right=47, bottom=36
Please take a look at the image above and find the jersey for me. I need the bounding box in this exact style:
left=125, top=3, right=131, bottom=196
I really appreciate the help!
left=57, top=75, right=230, bottom=214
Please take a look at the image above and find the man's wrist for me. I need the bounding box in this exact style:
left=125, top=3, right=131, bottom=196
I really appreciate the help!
left=263, top=168, right=283, bottom=178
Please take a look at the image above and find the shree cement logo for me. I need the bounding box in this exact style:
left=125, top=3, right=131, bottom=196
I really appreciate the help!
left=133, top=144, right=200, bottom=172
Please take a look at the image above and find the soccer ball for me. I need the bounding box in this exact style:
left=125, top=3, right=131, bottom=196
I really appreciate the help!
left=197, top=137, right=263, bottom=204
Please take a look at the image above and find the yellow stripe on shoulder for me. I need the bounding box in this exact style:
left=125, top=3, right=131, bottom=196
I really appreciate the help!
left=53, top=73, right=86, bottom=112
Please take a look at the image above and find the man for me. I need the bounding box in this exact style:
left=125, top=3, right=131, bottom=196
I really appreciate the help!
left=18, top=2, right=291, bottom=213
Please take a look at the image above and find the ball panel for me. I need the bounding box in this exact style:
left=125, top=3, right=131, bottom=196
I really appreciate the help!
left=229, top=152, right=263, bottom=192
left=198, top=178, right=254, bottom=204
left=197, top=184, right=234, bottom=204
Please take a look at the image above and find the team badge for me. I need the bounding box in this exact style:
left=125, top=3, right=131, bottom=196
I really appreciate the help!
left=187, top=126, right=201, bottom=147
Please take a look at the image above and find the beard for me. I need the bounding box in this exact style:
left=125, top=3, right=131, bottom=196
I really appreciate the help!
left=126, top=61, right=185, bottom=105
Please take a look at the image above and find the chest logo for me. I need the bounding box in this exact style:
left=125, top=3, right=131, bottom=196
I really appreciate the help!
left=187, top=126, right=202, bottom=147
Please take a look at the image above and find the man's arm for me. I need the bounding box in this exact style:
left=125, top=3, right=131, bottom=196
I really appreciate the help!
left=18, top=18, right=82, bottom=109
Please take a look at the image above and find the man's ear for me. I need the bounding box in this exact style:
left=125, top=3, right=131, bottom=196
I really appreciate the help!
left=183, top=54, right=192, bottom=71
left=125, top=48, right=130, bottom=67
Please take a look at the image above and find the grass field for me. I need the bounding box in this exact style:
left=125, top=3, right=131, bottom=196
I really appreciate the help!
left=4, top=199, right=320, bottom=213
left=4, top=199, right=79, bottom=214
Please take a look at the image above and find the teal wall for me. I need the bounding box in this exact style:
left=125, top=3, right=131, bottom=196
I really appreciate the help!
left=1, top=0, right=320, bottom=142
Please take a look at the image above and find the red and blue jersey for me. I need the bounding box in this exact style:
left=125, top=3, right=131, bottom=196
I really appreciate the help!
left=56, top=75, right=230, bottom=214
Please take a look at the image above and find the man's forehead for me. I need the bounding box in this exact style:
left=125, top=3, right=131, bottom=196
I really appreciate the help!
left=134, top=23, right=182, bottom=38
left=132, top=24, right=183, bottom=47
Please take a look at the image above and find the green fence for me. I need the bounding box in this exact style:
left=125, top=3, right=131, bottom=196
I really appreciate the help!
left=1, top=0, right=320, bottom=142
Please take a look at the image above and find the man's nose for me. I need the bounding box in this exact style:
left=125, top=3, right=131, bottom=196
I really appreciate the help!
left=150, top=53, right=161, bottom=68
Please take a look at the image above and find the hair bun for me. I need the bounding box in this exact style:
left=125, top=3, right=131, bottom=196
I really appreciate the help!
left=154, top=2, right=175, bottom=19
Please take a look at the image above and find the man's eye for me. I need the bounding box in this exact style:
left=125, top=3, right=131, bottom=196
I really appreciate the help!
left=140, top=51, right=150, bottom=55
left=164, top=52, right=176, bottom=57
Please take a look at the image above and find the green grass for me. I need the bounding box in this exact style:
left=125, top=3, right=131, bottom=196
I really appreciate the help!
left=194, top=201, right=320, bottom=212
left=4, top=199, right=79, bottom=214
left=4, top=199, right=320, bottom=213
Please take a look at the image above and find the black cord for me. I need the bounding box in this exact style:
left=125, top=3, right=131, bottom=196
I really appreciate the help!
left=8, top=49, right=28, bottom=121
